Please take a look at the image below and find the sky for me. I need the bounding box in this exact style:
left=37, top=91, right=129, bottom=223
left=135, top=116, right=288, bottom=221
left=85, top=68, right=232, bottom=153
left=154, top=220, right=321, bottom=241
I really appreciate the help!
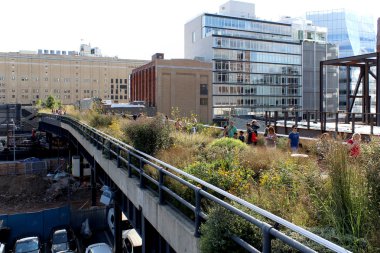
left=0, top=0, right=378, bottom=60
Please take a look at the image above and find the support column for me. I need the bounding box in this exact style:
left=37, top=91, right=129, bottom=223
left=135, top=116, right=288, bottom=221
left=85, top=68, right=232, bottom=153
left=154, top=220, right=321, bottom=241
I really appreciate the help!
left=91, top=156, right=97, bottom=206
left=376, top=53, right=380, bottom=125
left=113, top=193, right=123, bottom=253
left=345, top=66, right=351, bottom=123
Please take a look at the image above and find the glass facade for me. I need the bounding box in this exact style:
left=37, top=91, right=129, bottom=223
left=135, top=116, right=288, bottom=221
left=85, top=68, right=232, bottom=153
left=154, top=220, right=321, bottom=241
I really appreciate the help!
left=203, top=14, right=302, bottom=117
left=306, top=10, right=376, bottom=112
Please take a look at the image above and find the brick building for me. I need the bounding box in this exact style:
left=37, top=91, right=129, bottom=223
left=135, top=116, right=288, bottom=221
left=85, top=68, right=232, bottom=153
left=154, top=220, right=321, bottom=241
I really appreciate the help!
left=130, top=54, right=213, bottom=123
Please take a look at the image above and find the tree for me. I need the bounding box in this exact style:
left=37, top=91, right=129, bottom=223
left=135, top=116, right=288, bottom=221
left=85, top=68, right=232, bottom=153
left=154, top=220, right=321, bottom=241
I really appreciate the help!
left=45, top=95, right=57, bottom=109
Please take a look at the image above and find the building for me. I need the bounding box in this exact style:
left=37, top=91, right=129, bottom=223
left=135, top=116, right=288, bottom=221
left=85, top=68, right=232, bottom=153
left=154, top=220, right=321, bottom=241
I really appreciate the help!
left=279, top=17, right=339, bottom=114
left=130, top=54, right=213, bottom=123
left=185, top=0, right=303, bottom=119
left=0, top=49, right=148, bottom=105
left=306, top=9, right=376, bottom=111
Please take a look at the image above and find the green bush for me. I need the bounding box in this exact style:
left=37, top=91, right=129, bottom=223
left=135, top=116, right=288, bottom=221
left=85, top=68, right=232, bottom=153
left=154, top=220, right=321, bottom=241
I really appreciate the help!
left=89, top=114, right=113, bottom=128
left=200, top=206, right=261, bottom=253
left=123, top=116, right=172, bottom=155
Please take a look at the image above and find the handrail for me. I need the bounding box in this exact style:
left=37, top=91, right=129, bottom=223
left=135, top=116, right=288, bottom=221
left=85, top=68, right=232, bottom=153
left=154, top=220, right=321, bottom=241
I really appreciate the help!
left=39, top=113, right=351, bottom=253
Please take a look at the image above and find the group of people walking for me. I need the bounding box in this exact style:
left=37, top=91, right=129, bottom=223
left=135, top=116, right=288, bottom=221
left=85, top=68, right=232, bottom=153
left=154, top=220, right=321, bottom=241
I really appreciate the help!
left=223, top=120, right=301, bottom=152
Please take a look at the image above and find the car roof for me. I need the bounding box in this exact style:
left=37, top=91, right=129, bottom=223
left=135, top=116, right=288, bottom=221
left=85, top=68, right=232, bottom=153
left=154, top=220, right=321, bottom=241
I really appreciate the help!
left=86, top=243, right=112, bottom=252
left=16, top=236, right=39, bottom=243
left=54, top=229, right=67, bottom=234
left=122, top=229, right=142, bottom=247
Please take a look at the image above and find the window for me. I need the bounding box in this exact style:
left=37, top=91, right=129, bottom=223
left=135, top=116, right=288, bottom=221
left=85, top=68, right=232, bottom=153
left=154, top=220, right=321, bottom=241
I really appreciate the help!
left=111, top=78, right=113, bottom=83
left=200, top=98, right=208, bottom=105
left=200, top=84, right=208, bottom=95
left=192, top=31, right=196, bottom=43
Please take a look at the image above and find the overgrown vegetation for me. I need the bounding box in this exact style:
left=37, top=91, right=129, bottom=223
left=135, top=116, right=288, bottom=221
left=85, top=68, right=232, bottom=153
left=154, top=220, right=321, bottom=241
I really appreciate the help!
left=60, top=107, right=380, bottom=252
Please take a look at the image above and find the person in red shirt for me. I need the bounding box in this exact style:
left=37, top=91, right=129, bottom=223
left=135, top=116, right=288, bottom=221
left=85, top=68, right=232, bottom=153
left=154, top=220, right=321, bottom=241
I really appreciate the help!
left=347, top=133, right=361, bottom=157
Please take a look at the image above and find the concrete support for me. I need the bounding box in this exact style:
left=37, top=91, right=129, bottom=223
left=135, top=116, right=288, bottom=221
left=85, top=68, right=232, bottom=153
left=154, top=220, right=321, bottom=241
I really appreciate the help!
left=91, top=156, right=97, bottom=206
left=114, top=195, right=123, bottom=253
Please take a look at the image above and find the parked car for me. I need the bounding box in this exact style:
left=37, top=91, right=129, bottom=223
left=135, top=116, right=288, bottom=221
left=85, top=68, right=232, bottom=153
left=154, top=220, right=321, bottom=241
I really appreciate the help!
left=85, top=243, right=112, bottom=253
left=122, top=229, right=142, bottom=253
left=0, top=243, right=5, bottom=253
left=19, top=157, right=41, bottom=163
left=50, top=227, right=77, bottom=253
left=13, top=236, right=41, bottom=253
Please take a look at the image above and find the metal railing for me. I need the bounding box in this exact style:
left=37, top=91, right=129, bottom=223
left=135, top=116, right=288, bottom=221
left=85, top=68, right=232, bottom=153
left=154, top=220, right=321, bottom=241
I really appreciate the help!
left=265, top=110, right=380, bottom=135
left=40, top=114, right=351, bottom=253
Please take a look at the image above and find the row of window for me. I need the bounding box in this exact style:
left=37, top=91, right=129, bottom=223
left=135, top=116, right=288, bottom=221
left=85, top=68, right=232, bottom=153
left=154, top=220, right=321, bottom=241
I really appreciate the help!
left=213, top=49, right=301, bottom=65
left=214, top=61, right=301, bottom=75
left=213, top=72, right=301, bottom=85
left=0, top=75, right=127, bottom=84
left=213, top=96, right=300, bottom=107
left=203, top=15, right=292, bottom=36
left=214, top=37, right=300, bottom=54
left=213, top=85, right=301, bottom=96
left=110, top=95, right=128, bottom=100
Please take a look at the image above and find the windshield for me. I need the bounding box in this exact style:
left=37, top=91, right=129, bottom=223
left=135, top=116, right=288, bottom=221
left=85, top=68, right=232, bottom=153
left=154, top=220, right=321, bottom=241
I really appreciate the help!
left=53, top=232, right=68, bottom=244
left=15, top=238, right=39, bottom=253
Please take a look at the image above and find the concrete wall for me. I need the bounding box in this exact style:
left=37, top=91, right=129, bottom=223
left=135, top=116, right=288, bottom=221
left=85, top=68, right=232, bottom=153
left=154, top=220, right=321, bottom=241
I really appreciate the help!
left=61, top=122, right=200, bottom=253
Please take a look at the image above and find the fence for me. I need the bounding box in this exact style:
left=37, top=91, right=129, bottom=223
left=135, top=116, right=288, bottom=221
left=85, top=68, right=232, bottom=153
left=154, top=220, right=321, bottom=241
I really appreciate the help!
left=0, top=161, right=47, bottom=176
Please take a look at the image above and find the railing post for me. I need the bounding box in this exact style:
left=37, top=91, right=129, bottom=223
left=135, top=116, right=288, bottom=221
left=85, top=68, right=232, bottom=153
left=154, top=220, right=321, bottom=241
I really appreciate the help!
left=194, top=188, right=201, bottom=237
left=274, top=111, right=278, bottom=133
left=265, top=111, right=268, bottom=126
left=335, top=112, right=339, bottom=133
left=306, top=111, right=310, bottom=130
left=108, top=141, right=112, bottom=160
left=284, top=111, right=288, bottom=135
left=262, top=224, right=272, bottom=253
left=139, top=158, right=145, bottom=188
left=117, top=147, right=121, bottom=168
left=370, top=113, right=374, bottom=135
left=319, top=111, right=324, bottom=133
left=352, top=113, right=355, bottom=134
left=127, top=151, right=132, bottom=178
left=159, top=168, right=164, bottom=205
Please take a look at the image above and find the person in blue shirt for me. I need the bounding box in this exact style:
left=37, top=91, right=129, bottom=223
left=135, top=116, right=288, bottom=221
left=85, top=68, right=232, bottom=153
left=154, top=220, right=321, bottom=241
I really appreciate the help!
left=288, top=125, right=300, bottom=153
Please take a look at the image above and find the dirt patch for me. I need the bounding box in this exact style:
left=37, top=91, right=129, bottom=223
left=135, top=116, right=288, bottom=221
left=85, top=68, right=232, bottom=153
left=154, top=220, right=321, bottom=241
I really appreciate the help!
left=0, top=174, right=94, bottom=214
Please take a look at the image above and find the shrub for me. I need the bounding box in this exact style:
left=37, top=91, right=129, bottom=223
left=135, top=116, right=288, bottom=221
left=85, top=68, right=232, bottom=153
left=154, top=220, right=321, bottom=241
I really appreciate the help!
left=200, top=206, right=261, bottom=253
left=320, top=142, right=370, bottom=243
left=123, top=116, right=172, bottom=155
left=89, top=114, right=113, bottom=128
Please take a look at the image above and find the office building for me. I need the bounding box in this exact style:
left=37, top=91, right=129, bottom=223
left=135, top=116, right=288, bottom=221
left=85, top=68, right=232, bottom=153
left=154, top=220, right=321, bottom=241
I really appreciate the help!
left=306, top=9, right=376, bottom=111
left=130, top=54, right=213, bottom=123
left=185, top=1, right=303, bottom=119
left=280, top=17, right=339, bottom=113
left=0, top=49, right=148, bottom=105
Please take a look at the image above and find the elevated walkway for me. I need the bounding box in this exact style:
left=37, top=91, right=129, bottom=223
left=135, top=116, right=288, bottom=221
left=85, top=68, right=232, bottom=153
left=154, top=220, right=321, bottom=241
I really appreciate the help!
left=39, top=114, right=351, bottom=253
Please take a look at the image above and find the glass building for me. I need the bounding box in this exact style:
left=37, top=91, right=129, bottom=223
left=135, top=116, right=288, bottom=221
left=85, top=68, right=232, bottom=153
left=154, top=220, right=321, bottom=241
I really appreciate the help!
left=306, top=9, right=376, bottom=111
left=185, top=4, right=302, bottom=118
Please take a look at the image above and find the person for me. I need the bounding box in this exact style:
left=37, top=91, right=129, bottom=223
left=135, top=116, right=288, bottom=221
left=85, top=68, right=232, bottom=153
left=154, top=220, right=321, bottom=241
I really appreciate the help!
left=347, top=133, right=361, bottom=157
left=226, top=121, right=238, bottom=138
left=265, top=126, right=277, bottom=148
left=251, top=120, right=260, bottom=135
left=175, top=119, right=183, bottom=131
left=288, top=125, right=300, bottom=153
left=238, top=131, right=245, bottom=142
left=246, top=123, right=253, bottom=144
left=316, top=132, right=331, bottom=160
left=233, top=132, right=238, bottom=139
left=264, top=124, right=270, bottom=137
